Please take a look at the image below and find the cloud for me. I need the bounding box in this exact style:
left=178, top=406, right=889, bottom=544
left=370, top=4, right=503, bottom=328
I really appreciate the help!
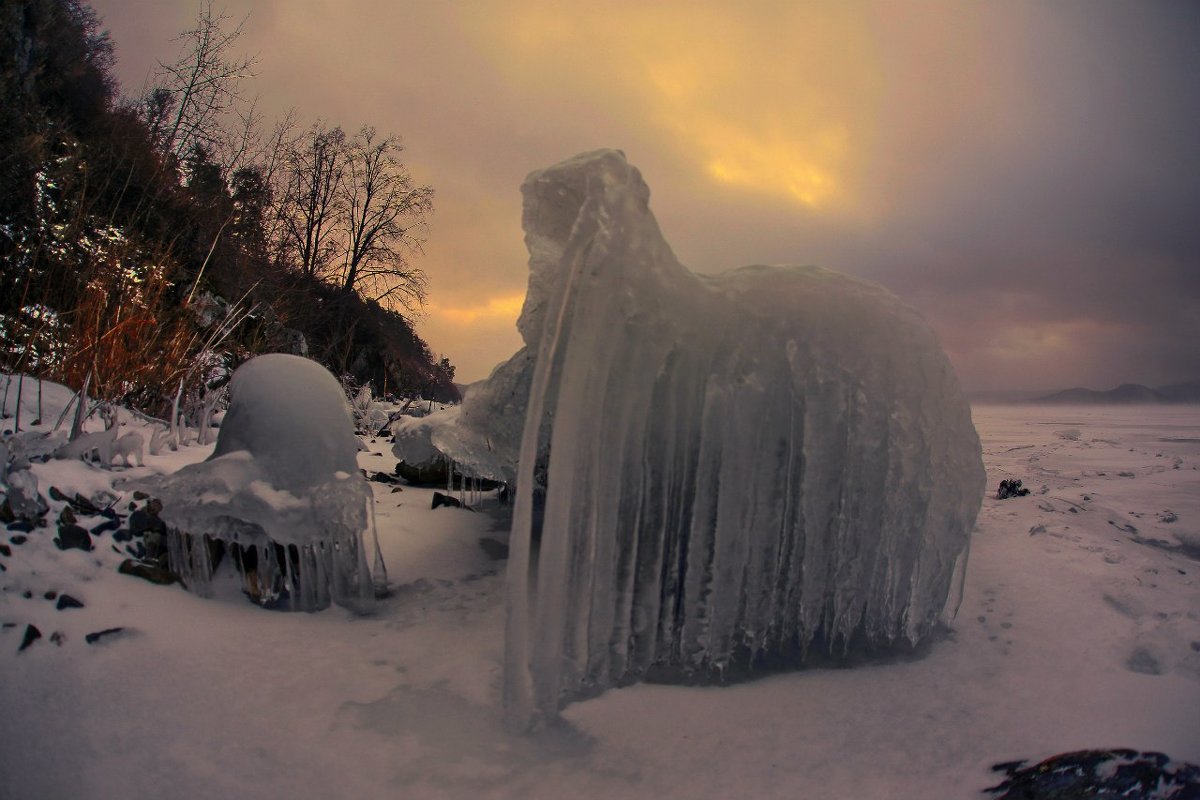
left=463, top=1, right=881, bottom=213
left=426, top=294, right=526, bottom=326
left=89, top=0, right=1200, bottom=389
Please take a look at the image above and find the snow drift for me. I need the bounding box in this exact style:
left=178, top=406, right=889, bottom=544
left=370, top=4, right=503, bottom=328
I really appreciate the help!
left=495, top=150, right=985, bottom=729
left=130, top=354, right=382, bottom=612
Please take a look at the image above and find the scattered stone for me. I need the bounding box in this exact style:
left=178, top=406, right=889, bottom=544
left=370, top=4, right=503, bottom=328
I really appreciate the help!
left=432, top=492, right=465, bottom=510
left=1159, top=511, right=1178, bottom=524
left=1028, top=524, right=1046, bottom=536
left=18, top=624, right=41, bottom=652
left=127, top=508, right=166, bottom=537
left=85, top=627, right=126, bottom=645
left=48, top=486, right=72, bottom=503
left=56, top=594, right=84, bottom=610
left=58, top=506, right=77, bottom=526
left=90, top=518, right=120, bottom=536
left=10, top=535, right=27, bottom=545
left=0, top=544, right=10, bottom=557
left=43, top=590, right=57, bottom=600
left=50, top=631, right=65, bottom=646
left=55, top=524, right=93, bottom=552
left=996, top=479, right=1030, bottom=499
left=112, top=528, right=133, bottom=542
left=132, top=490, right=149, bottom=501
left=118, top=559, right=181, bottom=586
left=390, top=486, right=403, bottom=493
left=367, top=471, right=400, bottom=485
left=986, top=749, right=1200, bottom=798
left=70, top=492, right=101, bottom=516
left=1117, top=471, right=1135, bottom=478
left=22, top=590, right=32, bottom=598
left=7, top=521, right=34, bottom=533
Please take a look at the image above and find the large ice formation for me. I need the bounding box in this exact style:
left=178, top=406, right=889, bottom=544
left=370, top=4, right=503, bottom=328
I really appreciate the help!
left=492, top=150, right=985, bottom=730
left=131, top=354, right=382, bottom=612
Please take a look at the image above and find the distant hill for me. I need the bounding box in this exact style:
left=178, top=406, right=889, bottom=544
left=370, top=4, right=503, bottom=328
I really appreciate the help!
left=967, top=389, right=1046, bottom=404
left=1025, top=382, right=1200, bottom=405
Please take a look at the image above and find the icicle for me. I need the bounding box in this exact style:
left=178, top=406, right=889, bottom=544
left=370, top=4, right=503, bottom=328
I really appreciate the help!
left=368, top=496, right=388, bottom=597
left=498, top=150, right=984, bottom=730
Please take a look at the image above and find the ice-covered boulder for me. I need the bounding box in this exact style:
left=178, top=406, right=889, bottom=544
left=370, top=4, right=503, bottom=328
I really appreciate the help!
left=129, top=354, right=383, bottom=612
left=500, top=150, right=985, bottom=729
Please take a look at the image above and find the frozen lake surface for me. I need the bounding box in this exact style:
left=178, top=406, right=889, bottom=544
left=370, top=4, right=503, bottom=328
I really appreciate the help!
left=2, top=403, right=1197, bottom=798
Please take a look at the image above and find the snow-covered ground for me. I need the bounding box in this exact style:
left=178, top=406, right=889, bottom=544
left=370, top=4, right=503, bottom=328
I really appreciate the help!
left=2, top=393, right=1197, bottom=799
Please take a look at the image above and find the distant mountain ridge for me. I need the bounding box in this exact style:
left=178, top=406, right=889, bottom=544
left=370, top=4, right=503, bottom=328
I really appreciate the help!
left=1010, top=381, right=1200, bottom=405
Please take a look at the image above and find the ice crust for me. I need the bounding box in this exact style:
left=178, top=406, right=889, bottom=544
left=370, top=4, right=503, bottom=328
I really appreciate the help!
left=132, top=354, right=378, bottom=612
left=500, top=150, right=985, bottom=729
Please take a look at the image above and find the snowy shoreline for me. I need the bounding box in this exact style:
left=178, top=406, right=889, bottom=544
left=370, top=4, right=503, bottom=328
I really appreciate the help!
left=2, top=398, right=1198, bottom=799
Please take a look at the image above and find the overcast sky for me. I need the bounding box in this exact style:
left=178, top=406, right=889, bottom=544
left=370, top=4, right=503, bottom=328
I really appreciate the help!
left=89, top=1, right=1200, bottom=390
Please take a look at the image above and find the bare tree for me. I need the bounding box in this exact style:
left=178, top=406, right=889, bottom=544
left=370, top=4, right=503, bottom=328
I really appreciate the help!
left=279, top=122, right=346, bottom=279
left=338, top=127, right=432, bottom=310
left=151, top=2, right=257, bottom=166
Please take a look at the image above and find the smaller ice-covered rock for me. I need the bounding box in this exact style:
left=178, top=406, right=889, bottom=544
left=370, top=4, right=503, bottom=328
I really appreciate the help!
left=129, top=354, right=383, bottom=612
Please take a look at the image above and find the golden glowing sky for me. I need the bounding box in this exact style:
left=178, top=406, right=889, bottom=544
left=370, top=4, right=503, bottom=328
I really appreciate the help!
left=91, top=1, right=1200, bottom=390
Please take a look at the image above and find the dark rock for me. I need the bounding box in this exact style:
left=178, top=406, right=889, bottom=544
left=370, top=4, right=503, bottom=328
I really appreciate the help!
left=18, top=624, right=41, bottom=652
left=996, top=479, right=1031, bottom=499
left=112, top=528, right=133, bottom=542
left=7, top=521, right=34, bottom=533
left=56, top=594, right=84, bottom=610
left=59, top=506, right=77, bottom=526
left=143, top=532, right=164, bottom=560
left=432, top=492, right=467, bottom=510
left=985, top=749, right=1200, bottom=798
left=118, top=559, right=181, bottom=586
left=85, top=627, right=126, bottom=645
left=90, top=518, right=121, bottom=536
left=397, top=460, right=502, bottom=490
left=145, top=498, right=163, bottom=516
left=0, top=544, right=10, bottom=557
left=390, top=486, right=404, bottom=493
left=49, top=486, right=71, bottom=503
left=128, top=508, right=166, bottom=537
left=55, top=524, right=93, bottom=552
left=367, top=471, right=400, bottom=485
left=43, top=590, right=57, bottom=600
left=22, top=590, right=32, bottom=598
left=0, top=500, right=13, bottom=524
left=50, top=631, right=64, bottom=646
left=132, top=490, right=149, bottom=501
left=70, top=493, right=101, bottom=516
left=10, top=535, right=27, bottom=545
